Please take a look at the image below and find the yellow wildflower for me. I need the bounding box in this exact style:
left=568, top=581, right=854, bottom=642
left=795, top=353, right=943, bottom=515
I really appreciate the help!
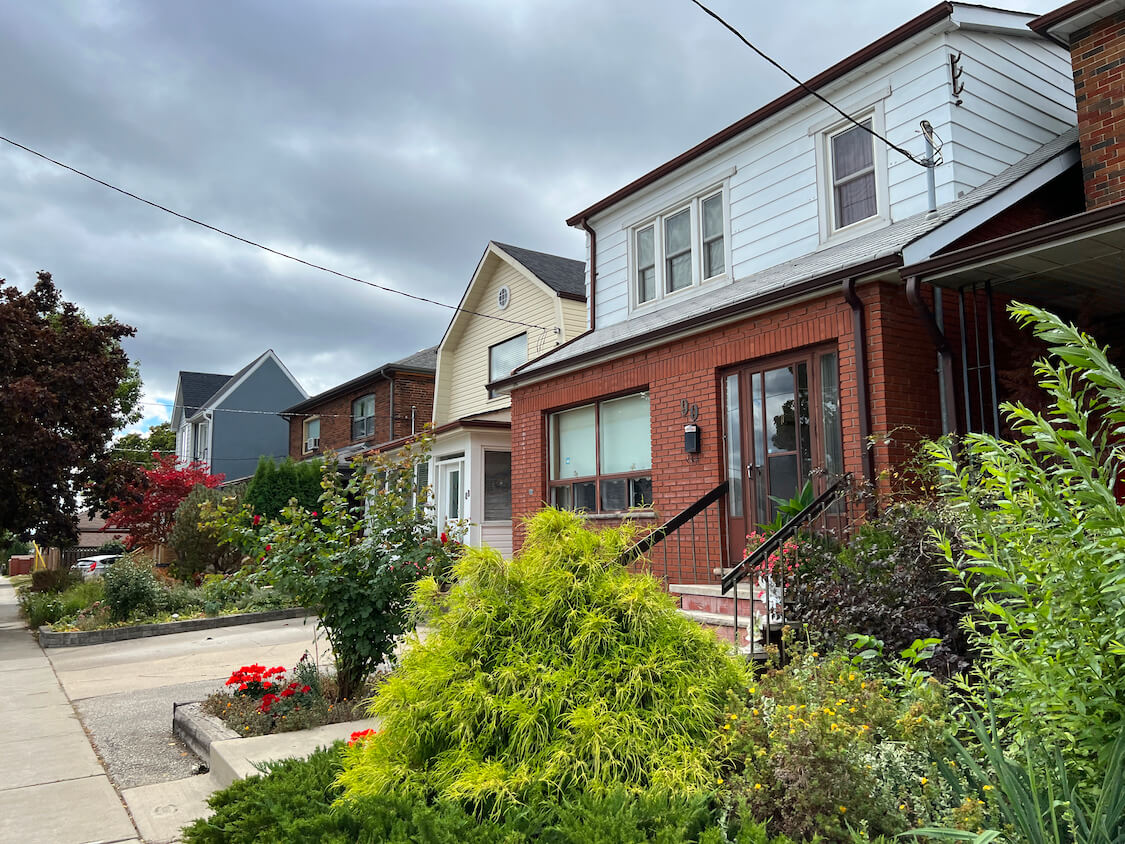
left=754, top=783, right=762, bottom=790
left=982, top=784, right=992, bottom=791
left=716, top=778, right=724, bottom=785
left=839, top=806, right=847, bottom=814
left=920, top=777, right=929, bottom=786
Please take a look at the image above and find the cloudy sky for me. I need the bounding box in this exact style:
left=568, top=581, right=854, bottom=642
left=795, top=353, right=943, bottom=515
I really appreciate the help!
left=0, top=0, right=1062, bottom=433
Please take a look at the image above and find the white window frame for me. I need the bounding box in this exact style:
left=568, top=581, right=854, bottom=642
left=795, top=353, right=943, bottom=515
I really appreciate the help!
left=628, top=183, right=731, bottom=313
left=815, top=105, right=890, bottom=244
left=303, top=416, right=321, bottom=454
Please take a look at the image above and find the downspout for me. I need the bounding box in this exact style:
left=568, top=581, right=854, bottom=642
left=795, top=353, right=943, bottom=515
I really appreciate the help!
left=578, top=218, right=597, bottom=330
left=905, top=276, right=959, bottom=438
left=388, top=376, right=395, bottom=443
left=841, top=278, right=874, bottom=485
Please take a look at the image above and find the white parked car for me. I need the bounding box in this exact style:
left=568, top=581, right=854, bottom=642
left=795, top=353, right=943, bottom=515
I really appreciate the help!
left=75, top=554, right=120, bottom=579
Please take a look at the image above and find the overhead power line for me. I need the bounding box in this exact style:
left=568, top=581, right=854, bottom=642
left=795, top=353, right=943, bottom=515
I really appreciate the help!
left=0, top=133, right=555, bottom=332
left=688, top=0, right=934, bottom=169
left=128, top=400, right=404, bottom=419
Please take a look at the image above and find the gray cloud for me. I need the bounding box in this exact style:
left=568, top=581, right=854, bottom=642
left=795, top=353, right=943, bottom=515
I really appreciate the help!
left=0, top=0, right=1064, bottom=413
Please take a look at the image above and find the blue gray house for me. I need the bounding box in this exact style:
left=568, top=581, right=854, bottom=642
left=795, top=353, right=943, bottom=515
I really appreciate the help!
left=170, top=350, right=307, bottom=482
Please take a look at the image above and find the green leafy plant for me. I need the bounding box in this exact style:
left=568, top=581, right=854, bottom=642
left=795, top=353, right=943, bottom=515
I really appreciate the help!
left=101, top=552, right=159, bottom=620
left=183, top=743, right=801, bottom=844
left=29, top=566, right=81, bottom=594
left=205, top=434, right=452, bottom=699
left=905, top=699, right=1125, bottom=843
left=337, top=507, right=747, bottom=816
left=719, top=643, right=956, bottom=841
left=927, top=304, right=1125, bottom=793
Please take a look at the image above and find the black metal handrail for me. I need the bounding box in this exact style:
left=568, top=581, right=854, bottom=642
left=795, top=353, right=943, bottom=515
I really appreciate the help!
left=721, top=474, right=852, bottom=595
left=617, top=481, right=729, bottom=567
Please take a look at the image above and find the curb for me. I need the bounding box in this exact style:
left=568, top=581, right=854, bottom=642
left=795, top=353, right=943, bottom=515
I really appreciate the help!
left=38, top=607, right=309, bottom=647
left=173, top=701, right=240, bottom=762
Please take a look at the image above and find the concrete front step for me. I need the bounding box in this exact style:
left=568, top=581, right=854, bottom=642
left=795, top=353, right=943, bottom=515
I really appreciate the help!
left=679, top=609, right=752, bottom=647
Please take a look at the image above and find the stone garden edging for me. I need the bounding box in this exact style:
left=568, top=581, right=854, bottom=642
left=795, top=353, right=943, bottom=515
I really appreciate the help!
left=37, top=606, right=309, bottom=647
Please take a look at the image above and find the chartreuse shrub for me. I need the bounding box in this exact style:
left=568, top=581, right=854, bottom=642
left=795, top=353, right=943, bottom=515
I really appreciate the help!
left=183, top=742, right=803, bottom=844
left=927, top=303, right=1125, bottom=796
left=337, top=508, right=747, bottom=816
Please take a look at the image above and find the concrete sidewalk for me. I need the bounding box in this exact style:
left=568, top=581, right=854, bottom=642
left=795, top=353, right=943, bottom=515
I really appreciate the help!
left=0, top=577, right=139, bottom=844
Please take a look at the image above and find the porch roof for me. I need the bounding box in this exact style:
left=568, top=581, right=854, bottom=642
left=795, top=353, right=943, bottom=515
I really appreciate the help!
left=900, top=199, right=1125, bottom=315
left=495, top=129, right=1079, bottom=392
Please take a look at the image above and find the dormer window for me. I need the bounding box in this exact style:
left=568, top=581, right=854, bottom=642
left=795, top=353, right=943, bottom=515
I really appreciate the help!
left=633, top=187, right=728, bottom=308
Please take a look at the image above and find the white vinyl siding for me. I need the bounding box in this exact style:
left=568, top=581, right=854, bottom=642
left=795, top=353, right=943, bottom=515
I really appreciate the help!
left=586, top=28, right=1072, bottom=330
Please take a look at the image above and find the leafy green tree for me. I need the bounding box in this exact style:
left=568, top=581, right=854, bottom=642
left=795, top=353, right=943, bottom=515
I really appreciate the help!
left=112, top=422, right=177, bottom=468
left=0, top=272, right=139, bottom=543
left=928, top=303, right=1125, bottom=795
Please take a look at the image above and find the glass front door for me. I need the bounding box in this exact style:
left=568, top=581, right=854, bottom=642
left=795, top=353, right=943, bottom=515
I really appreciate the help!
left=724, top=350, right=843, bottom=564
left=436, top=458, right=464, bottom=531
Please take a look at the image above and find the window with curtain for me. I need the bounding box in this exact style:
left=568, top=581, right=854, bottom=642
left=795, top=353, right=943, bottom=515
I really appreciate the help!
left=352, top=394, right=375, bottom=439
left=831, top=119, right=877, bottom=229
left=548, top=393, right=652, bottom=513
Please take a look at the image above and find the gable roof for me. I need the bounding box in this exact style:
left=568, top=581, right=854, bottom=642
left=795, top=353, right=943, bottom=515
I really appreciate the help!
left=491, top=242, right=586, bottom=300
left=282, top=346, right=438, bottom=415
left=178, top=371, right=232, bottom=415
left=497, top=129, right=1080, bottom=390
left=565, top=2, right=1043, bottom=226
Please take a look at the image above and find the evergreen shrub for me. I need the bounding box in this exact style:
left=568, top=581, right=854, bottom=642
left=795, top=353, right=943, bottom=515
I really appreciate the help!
left=337, top=508, right=747, bottom=814
left=169, top=484, right=243, bottom=579
left=243, top=457, right=321, bottom=520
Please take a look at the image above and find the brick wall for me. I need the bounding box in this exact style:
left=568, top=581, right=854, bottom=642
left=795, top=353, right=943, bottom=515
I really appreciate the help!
left=287, top=371, right=435, bottom=460
left=509, top=281, right=953, bottom=577
left=1071, top=10, right=1125, bottom=209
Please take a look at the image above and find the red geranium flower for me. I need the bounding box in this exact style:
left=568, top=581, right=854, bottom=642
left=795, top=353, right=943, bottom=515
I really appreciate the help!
left=253, top=514, right=261, bottom=525
left=347, top=728, right=377, bottom=746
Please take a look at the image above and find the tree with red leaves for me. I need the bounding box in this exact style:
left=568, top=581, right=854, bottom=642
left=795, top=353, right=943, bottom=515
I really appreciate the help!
left=105, top=454, right=224, bottom=549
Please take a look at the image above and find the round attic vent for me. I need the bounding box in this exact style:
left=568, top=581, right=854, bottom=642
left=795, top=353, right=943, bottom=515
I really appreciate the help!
left=497, top=285, right=511, bottom=310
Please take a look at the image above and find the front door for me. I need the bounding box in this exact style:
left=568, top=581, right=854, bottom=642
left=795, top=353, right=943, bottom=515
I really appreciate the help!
left=435, top=457, right=465, bottom=533
left=723, top=349, right=844, bottom=564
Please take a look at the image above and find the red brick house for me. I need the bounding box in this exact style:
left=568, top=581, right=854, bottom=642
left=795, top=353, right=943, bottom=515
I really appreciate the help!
left=493, top=0, right=1125, bottom=624
left=282, top=347, right=438, bottom=461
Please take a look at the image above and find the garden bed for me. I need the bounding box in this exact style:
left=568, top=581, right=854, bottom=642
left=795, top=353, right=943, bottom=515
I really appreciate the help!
left=37, top=606, right=308, bottom=647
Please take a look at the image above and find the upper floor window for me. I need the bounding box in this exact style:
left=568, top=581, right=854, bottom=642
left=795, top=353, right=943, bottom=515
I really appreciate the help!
left=816, top=105, right=888, bottom=242
left=548, top=392, right=652, bottom=513
left=303, top=417, right=320, bottom=453
left=352, top=394, right=375, bottom=439
left=830, top=120, right=877, bottom=230
left=633, top=189, right=727, bottom=308
left=488, top=333, right=526, bottom=398
left=192, top=421, right=209, bottom=463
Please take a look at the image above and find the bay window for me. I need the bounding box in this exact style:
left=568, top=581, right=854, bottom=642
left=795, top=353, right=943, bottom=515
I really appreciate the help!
left=549, top=392, right=652, bottom=513
left=633, top=188, right=727, bottom=307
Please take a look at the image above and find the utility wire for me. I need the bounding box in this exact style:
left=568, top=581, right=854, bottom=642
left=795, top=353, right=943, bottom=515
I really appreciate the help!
left=127, top=400, right=403, bottom=419
left=0, top=133, right=556, bottom=332
left=688, top=0, right=934, bottom=168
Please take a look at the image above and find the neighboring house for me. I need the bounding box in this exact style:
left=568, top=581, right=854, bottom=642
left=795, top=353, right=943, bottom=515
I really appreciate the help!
left=281, top=347, right=437, bottom=462
left=75, top=513, right=126, bottom=547
left=171, top=350, right=307, bottom=482
left=424, top=241, right=586, bottom=556
left=493, top=2, right=1116, bottom=594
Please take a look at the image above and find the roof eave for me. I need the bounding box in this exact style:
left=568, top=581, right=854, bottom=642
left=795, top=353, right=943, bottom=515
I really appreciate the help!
left=489, top=253, right=904, bottom=394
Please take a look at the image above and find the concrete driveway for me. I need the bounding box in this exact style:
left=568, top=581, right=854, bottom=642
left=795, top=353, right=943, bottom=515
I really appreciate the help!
left=46, top=614, right=331, bottom=791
